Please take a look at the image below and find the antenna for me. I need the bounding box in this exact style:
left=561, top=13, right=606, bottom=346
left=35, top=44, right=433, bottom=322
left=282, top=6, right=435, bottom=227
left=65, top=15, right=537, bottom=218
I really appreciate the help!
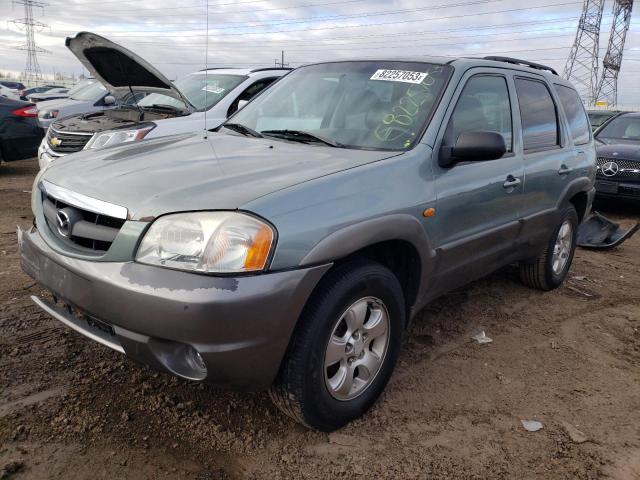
left=203, top=0, right=209, bottom=139
left=10, top=0, right=50, bottom=83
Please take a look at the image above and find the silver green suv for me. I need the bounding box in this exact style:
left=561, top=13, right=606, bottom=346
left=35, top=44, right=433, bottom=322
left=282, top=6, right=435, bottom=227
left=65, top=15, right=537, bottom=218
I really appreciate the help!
left=19, top=56, right=596, bottom=431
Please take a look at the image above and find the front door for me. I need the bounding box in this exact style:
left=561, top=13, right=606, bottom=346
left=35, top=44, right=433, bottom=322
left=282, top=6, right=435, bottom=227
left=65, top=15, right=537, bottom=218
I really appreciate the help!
left=430, top=70, right=524, bottom=293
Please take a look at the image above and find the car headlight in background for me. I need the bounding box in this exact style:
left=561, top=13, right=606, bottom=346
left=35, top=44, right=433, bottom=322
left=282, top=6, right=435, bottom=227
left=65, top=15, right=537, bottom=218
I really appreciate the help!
left=84, top=124, right=155, bottom=150
left=38, top=109, right=58, bottom=119
left=136, top=212, right=275, bottom=274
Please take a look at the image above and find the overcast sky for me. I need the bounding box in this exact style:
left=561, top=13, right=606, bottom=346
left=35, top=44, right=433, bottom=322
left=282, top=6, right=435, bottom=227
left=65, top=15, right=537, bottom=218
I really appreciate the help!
left=1, top=0, right=639, bottom=104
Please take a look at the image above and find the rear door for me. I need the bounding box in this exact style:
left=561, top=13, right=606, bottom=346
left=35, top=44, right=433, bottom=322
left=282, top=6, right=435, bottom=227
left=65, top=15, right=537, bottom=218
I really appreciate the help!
left=513, top=75, right=577, bottom=248
left=431, top=69, right=524, bottom=291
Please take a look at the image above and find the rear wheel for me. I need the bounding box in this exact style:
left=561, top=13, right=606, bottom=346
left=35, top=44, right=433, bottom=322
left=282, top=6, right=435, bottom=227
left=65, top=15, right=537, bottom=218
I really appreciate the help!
left=269, top=259, right=405, bottom=431
left=519, top=205, right=578, bottom=291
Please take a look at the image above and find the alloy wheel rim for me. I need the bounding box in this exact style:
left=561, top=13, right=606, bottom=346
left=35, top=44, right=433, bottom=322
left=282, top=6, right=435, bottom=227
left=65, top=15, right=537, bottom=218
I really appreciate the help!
left=552, top=219, right=573, bottom=275
left=324, top=296, right=390, bottom=401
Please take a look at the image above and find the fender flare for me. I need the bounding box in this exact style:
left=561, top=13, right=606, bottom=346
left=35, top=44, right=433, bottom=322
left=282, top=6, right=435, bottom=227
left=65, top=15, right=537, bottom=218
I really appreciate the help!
left=300, top=214, right=437, bottom=311
left=556, top=177, right=593, bottom=220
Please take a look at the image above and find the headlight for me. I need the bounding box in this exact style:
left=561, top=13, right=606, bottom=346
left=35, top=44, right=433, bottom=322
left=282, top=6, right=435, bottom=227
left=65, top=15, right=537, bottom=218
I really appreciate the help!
left=38, top=109, right=58, bottom=119
left=84, top=124, right=155, bottom=150
left=136, top=212, right=275, bottom=274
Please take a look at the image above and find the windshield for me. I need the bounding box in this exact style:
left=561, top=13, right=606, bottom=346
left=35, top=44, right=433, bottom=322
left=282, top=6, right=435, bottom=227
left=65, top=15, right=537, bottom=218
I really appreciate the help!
left=67, top=79, right=95, bottom=97
left=230, top=61, right=452, bottom=150
left=70, top=81, right=107, bottom=101
left=595, top=115, right=640, bottom=141
left=138, top=73, right=247, bottom=111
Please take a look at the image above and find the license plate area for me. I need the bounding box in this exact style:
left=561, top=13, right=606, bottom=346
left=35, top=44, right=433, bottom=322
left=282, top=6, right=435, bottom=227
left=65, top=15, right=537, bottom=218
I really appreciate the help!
left=54, top=296, right=116, bottom=338
left=596, top=181, right=618, bottom=194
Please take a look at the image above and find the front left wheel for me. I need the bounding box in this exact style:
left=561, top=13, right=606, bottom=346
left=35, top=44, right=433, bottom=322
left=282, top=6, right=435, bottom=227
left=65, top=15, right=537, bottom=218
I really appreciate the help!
left=269, top=259, right=405, bottom=431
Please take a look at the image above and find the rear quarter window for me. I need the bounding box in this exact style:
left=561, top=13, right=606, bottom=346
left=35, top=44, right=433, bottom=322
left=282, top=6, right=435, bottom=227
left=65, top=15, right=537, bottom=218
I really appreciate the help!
left=554, top=84, right=590, bottom=145
left=514, top=78, right=559, bottom=151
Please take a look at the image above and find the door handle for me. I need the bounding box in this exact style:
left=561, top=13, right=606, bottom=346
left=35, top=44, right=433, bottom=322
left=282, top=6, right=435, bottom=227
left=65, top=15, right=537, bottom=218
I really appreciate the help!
left=503, top=175, right=521, bottom=189
left=558, top=164, right=573, bottom=175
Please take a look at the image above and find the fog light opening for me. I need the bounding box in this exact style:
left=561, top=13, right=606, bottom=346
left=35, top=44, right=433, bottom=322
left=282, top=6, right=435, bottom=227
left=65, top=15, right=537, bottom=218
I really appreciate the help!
left=185, top=345, right=207, bottom=377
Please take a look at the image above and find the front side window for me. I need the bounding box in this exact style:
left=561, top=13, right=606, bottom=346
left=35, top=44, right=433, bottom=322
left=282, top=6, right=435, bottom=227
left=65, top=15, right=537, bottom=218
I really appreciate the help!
left=138, top=73, right=247, bottom=111
left=230, top=61, right=453, bottom=150
left=555, top=84, right=590, bottom=145
left=515, top=78, right=559, bottom=151
left=444, top=75, right=513, bottom=152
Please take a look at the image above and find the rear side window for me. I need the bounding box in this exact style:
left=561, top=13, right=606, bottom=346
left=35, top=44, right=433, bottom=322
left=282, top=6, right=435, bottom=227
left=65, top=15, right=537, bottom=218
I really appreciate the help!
left=515, top=78, right=559, bottom=151
left=555, top=85, right=590, bottom=145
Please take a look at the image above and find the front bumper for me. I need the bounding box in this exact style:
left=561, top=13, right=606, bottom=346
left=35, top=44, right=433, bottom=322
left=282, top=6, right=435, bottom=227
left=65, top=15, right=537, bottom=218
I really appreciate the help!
left=19, top=225, right=330, bottom=389
left=595, top=178, right=640, bottom=200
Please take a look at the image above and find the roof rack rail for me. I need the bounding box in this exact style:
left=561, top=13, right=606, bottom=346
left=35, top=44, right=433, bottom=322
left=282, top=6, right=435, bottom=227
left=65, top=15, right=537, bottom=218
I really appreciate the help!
left=249, top=67, right=294, bottom=73
left=483, top=56, right=558, bottom=76
left=198, top=67, right=233, bottom=71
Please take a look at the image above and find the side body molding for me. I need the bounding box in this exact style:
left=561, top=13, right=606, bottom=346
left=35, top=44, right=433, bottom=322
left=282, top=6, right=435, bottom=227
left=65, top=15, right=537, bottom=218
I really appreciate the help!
left=300, top=213, right=437, bottom=316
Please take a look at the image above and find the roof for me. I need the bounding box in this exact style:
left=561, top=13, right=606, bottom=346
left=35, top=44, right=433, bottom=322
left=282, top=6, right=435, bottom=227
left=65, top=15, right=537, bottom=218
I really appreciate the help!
left=196, top=67, right=292, bottom=75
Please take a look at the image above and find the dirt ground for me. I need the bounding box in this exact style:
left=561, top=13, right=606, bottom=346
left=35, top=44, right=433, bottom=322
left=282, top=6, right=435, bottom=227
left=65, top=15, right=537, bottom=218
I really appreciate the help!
left=0, top=158, right=639, bottom=480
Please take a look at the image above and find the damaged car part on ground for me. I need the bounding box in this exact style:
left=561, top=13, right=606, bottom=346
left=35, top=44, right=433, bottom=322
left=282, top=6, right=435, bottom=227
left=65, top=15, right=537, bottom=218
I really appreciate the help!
left=20, top=56, right=596, bottom=431
left=37, top=32, right=290, bottom=169
left=577, top=212, right=640, bottom=249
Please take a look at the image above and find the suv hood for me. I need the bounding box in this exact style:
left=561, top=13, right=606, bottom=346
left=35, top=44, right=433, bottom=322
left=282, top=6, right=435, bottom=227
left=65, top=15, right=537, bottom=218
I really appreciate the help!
left=596, top=142, right=640, bottom=161
left=41, top=132, right=401, bottom=220
left=66, top=31, right=194, bottom=111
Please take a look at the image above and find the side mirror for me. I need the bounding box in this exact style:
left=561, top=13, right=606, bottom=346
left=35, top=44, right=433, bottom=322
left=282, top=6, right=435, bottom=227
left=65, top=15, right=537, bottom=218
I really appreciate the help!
left=103, top=95, right=116, bottom=106
left=439, top=131, right=506, bottom=168
left=237, top=99, right=249, bottom=110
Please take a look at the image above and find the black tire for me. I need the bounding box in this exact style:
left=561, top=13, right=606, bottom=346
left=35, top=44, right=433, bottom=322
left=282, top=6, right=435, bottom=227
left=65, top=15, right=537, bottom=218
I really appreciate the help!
left=519, top=205, right=578, bottom=291
left=269, top=259, right=405, bottom=431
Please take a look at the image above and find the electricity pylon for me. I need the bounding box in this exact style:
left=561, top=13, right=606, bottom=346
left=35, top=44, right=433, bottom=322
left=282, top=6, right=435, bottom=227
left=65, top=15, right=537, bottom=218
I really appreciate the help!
left=564, top=0, right=606, bottom=105
left=10, top=0, right=50, bottom=82
left=594, top=0, right=634, bottom=106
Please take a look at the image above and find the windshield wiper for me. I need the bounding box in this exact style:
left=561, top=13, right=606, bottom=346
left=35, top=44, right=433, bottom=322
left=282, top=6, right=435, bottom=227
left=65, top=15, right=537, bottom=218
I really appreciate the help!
left=223, top=123, right=263, bottom=138
left=260, top=129, right=343, bottom=148
left=145, top=104, right=185, bottom=113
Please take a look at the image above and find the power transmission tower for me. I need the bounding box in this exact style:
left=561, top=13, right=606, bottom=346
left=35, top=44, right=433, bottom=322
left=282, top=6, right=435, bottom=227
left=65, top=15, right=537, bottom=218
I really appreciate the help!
left=564, top=0, right=606, bottom=105
left=10, top=0, right=50, bottom=82
left=593, top=0, right=634, bottom=106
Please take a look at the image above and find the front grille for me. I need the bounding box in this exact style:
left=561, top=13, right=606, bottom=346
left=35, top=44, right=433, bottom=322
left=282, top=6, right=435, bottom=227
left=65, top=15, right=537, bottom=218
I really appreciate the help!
left=46, top=127, right=93, bottom=154
left=42, top=192, right=125, bottom=253
left=596, top=157, right=640, bottom=181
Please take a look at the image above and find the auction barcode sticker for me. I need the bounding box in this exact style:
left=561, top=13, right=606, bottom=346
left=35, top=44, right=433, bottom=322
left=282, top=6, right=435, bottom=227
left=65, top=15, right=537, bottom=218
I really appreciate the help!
left=370, top=69, right=428, bottom=84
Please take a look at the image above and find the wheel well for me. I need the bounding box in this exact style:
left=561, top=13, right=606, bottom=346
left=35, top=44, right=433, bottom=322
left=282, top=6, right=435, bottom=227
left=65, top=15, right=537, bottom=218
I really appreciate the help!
left=332, top=240, right=421, bottom=318
left=569, top=191, right=588, bottom=222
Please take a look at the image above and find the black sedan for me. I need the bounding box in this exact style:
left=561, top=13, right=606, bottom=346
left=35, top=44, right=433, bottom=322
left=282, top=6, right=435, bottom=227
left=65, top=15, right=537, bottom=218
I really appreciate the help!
left=594, top=112, right=640, bottom=201
left=0, top=96, right=45, bottom=163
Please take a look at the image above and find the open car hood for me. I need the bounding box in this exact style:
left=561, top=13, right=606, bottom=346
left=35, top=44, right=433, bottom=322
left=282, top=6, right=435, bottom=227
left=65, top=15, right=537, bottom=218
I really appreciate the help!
left=66, top=31, right=195, bottom=111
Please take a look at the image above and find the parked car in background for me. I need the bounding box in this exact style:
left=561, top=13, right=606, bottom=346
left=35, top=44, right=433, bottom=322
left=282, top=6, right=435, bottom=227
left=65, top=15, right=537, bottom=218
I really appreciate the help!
left=594, top=111, right=640, bottom=200
left=587, top=109, right=621, bottom=131
left=27, top=87, right=70, bottom=103
left=0, top=96, right=44, bottom=163
left=0, top=81, right=26, bottom=97
left=0, top=84, right=20, bottom=100
left=38, top=32, right=289, bottom=168
left=36, top=81, right=123, bottom=130
left=20, top=85, right=66, bottom=100
left=20, top=56, right=595, bottom=431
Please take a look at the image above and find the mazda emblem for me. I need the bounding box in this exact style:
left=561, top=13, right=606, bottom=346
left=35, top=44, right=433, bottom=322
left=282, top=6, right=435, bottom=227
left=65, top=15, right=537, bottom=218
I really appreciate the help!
left=56, top=210, right=72, bottom=237
left=601, top=161, right=619, bottom=177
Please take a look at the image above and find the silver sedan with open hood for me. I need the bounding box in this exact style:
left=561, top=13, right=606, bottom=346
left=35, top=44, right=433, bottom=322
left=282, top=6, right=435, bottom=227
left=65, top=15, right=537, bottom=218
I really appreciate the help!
left=38, top=32, right=289, bottom=169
